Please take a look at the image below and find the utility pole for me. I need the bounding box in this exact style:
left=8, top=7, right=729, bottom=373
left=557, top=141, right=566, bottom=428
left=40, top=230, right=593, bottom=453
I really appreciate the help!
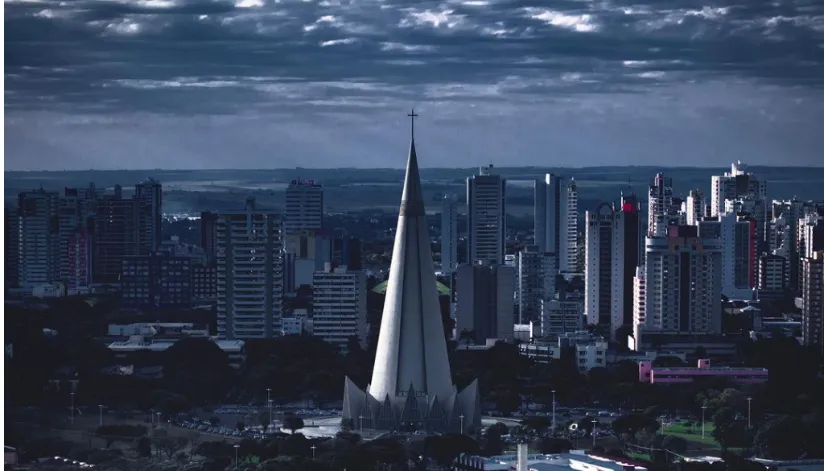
left=551, top=390, right=557, bottom=436
left=70, top=392, right=75, bottom=426
left=459, top=415, right=465, bottom=435
left=98, top=404, right=106, bottom=427
left=266, top=388, right=273, bottom=433
left=747, top=397, right=752, bottom=429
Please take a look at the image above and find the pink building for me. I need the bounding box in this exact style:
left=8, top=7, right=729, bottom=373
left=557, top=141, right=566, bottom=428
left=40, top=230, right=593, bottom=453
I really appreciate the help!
left=639, top=358, right=768, bottom=384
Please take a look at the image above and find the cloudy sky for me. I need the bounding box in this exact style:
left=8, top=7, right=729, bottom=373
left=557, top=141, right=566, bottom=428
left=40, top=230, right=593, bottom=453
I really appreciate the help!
left=4, top=0, right=824, bottom=170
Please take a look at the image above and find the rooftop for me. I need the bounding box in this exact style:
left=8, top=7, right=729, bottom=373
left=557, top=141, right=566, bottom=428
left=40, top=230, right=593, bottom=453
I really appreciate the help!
left=372, top=279, right=450, bottom=296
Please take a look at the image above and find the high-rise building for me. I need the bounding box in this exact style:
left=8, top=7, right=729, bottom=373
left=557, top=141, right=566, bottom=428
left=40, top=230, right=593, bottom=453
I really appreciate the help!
left=93, top=186, right=133, bottom=284
left=67, top=226, right=93, bottom=293
left=725, top=197, right=768, bottom=253
left=440, top=195, right=458, bottom=273
left=216, top=197, right=283, bottom=339
left=58, top=185, right=97, bottom=284
left=133, top=178, right=163, bottom=255
left=711, top=161, right=767, bottom=217
left=517, top=246, right=556, bottom=324
left=584, top=203, right=621, bottom=334
left=648, top=173, right=674, bottom=237
left=200, top=211, right=219, bottom=264
left=635, top=225, right=722, bottom=344
left=584, top=198, right=642, bottom=340
left=284, top=179, right=323, bottom=233
left=18, top=189, right=60, bottom=288
left=758, top=254, right=787, bottom=300
left=801, top=252, right=824, bottom=357
left=631, top=267, right=646, bottom=348
left=343, top=120, right=480, bottom=433
left=534, top=174, right=578, bottom=274
left=699, top=214, right=757, bottom=299
left=455, top=261, right=516, bottom=343
left=466, top=165, right=506, bottom=265
left=312, top=264, right=367, bottom=351
left=5, top=206, right=20, bottom=289
left=686, top=189, right=705, bottom=226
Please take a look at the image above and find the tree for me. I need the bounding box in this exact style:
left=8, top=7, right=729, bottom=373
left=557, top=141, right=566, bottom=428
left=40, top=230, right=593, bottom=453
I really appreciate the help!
left=135, top=436, right=152, bottom=458
left=156, top=436, right=188, bottom=460
left=237, top=421, right=246, bottom=432
left=459, top=329, right=475, bottom=350
left=531, top=437, right=573, bottom=454
left=283, top=415, right=305, bottom=434
left=661, top=435, right=688, bottom=455
left=520, top=416, right=552, bottom=435
left=163, top=337, right=234, bottom=402
left=753, top=415, right=808, bottom=460
left=95, top=424, right=147, bottom=448
left=195, top=441, right=235, bottom=460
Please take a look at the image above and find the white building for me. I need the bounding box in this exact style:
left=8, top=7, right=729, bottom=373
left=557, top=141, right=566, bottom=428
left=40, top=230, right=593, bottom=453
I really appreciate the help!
left=216, top=197, right=284, bottom=339
left=455, top=261, right=515, bottom=343
left=534, top=174, right=578, bottom=274
left=699, top=213, right=757, bottom=300
left=648, top=173, right=675, bottom=238
left=685, top=189, right=705, bottom=226
left=281, top=317, right=306, bottom=336
left=440, top=195, right=458, bottom=274
left=519, top=332, right=608, bottom=373
left=636, top=229, right=723, bottom=341
left=312, top=264, right=367, bottom=351
left=466, top=165, right=506, bottom=265
left=108, top=336, right=246, bottom=369
left=517, top=246, right=556, bottom=324
left=631, top=267, right=646, bottom=349
left=283, top=179, right=323, bottom=233
left=540, top=298, right=584, bottom=339
left=18, top=189, right=60, bottom=288
left=711, top=161, right=767, bottom=217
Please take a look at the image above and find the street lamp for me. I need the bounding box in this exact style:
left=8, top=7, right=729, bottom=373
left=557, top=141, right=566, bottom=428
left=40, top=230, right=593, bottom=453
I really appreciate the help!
left=701, top=405, right=708, bottom=439
left=70, top=392, right=75, bottom=426
left=234, top=444, right=240, bottom=469
left=150, top=409, right=155, bottom=427
left=266, top=388, right=273, bottom=432
left=551, top=390, right=557, bottom=436
left=311, top=445, right=316, bottom=460
left=747, top=397, right=753, bottom=429
left=459, top=415, right=465, bottom=435
left=358, top=415, right=363, bottom=435
left=98, top=404, right=106, bottom=427
left=156, top=411, right=162, bottom=428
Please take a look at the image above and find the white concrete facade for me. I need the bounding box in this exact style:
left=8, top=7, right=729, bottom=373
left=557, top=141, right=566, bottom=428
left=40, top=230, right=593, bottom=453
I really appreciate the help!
left=534, top=174, right=578, bottom=274
left=216, top=198, right=283, bottom=339
left=584, top=203, right=623, bottom=338
left=312, top=264, right=367, bottom=351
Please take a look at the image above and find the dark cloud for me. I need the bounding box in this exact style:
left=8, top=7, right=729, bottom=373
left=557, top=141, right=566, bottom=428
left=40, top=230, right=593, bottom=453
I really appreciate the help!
left=4, top=0, right=824, bottom=169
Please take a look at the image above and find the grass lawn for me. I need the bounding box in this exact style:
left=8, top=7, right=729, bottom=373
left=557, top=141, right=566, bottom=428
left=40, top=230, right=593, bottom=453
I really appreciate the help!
left=662, top=421, right=720, bottom=447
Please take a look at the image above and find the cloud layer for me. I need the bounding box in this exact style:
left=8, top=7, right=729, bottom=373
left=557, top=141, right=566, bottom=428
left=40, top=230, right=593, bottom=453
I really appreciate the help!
left=5, top=0, right=824, bottom=170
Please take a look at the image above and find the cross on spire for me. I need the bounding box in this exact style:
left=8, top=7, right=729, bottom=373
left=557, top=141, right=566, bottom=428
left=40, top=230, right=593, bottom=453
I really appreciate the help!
left=407, top=109, right=418, bottom=140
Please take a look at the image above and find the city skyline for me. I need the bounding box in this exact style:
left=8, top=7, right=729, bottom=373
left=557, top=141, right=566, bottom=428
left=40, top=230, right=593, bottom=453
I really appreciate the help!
left=5, top=0, right=824, bottom=171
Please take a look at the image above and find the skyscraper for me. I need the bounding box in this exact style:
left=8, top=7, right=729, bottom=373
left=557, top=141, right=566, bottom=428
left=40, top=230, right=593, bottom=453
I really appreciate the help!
left=343, top=114, right=480, bottom=433
left=455, top=261, right=516, bottom=343
left=466, top=165, right=506, bottom=265
left=517, top=245, right=556, bottom=324
left=200, top=211, right=219, bottom=264
left=699, top=214, right=757, bottom=299
left=5, top=206, right=20, bottom=289
left=133, top=178, right=163, bottom=255
left=801, top=252, right=823, bottom=357
left=284, top=179, right=323, bottom=233
left=440, top=195, right=458, bottom=273
left=685, top=189, right=705, bottom=226
left=534, top=174, right=578, bottom=274
left=711, top=161, right=766, bottom=217
left=18, top=189, right=60, bottom=288
left=216, top=197, right=283, bottom=339
left=648, top=173, right=674, bottom=237
left=635, top=225, right=723, bottom=345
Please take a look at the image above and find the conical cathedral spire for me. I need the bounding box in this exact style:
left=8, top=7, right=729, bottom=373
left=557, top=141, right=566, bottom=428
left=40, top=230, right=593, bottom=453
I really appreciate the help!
left=342, top=111, right=480, bottom=433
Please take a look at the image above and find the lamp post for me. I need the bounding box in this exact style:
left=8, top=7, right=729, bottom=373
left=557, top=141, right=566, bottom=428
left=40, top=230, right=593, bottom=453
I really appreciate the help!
left=98, top=404, right=106, bottom=426
left=156, top=411, right=162, bottom=429
left=459, top=415, right=465, bottom=435
left=358, top=415, right=363, bottom=435
left=747, top=397, right=753, bottom=429
left=701, top=405, right=707, bottom=439
left=150, top=409, right=155, bottom=427
left=266, top=388, right=273, bottom=432
left=234, top=444, right=240, bottom=469
left=70, top=392, right=75, bottom=426
left=311, top=445, right=316, bottom=460
left=551, top=390, right=557, bottom=436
